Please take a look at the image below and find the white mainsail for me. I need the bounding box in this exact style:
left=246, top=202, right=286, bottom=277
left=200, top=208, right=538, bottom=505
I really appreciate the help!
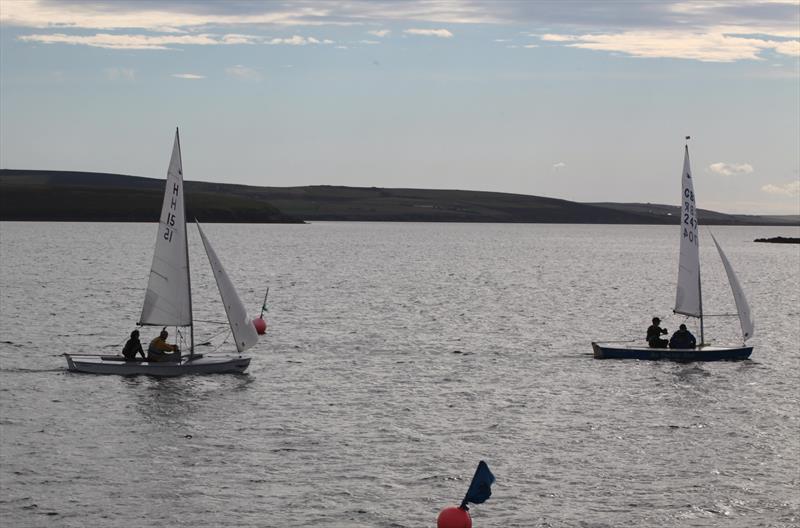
left=674, top=144, right=702, bottom=318
left=196, top=222, right=259, bottom=353
left=710, top=233, right=754, bottom=341
left=139, top=129, right=193, bottom=327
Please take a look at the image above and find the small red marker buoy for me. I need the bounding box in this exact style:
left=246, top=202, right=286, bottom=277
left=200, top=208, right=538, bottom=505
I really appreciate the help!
left=437, top=506, right=471, bottom=528
left=252, top=317, right=267, bottom=335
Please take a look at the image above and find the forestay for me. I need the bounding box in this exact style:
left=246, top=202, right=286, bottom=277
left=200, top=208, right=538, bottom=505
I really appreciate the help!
left=139, top=130, right=192, bottom=327
left=710, top=233, right=754, bottom=341
left=196, top=222, right=259, bottom=353
left=674, top=145, right=701, bottom=318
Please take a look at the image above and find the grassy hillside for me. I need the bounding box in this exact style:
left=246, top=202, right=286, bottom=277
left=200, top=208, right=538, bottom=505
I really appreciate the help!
left=0, top=170, right=302, bottom=223
left=1, top=169, right=797, bottom=225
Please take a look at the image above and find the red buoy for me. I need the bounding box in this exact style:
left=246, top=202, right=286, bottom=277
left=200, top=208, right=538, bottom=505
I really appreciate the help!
left=437, top=506, right=471, bottom=528
left=252, top=317, right=267, bottom=335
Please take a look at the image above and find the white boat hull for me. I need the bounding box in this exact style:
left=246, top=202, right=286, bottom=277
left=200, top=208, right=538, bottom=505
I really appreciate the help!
left=64, top=354, right=250, bottom=376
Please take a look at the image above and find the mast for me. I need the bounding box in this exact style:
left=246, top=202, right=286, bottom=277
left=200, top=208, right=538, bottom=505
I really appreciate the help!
left=176, top=127, right=195, bottom=356
left=693, top=136, right=703, bottom=347
left=698, top=270, right=705, bottom=347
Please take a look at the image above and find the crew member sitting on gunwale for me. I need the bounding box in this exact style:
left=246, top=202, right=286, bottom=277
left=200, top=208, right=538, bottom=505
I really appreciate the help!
left=147, top=329, right=180, bottom=362
left=646, top=317, right=669, bottom=348
left=669, top=324, right=697, bottom=349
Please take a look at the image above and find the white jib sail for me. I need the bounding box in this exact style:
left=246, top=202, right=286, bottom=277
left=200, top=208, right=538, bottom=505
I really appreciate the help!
left=139, top=129, right=192, bottom=326
left=674, top=144, right=702, bottom=317
left=710, top=233, right=754, bottom=341
left=196, top=222, right=259, bottom=353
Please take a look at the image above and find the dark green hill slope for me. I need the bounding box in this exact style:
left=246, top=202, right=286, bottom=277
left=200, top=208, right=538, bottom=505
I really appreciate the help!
left=1, top=170, right=797, bottom=225
left=0, top=170, right=302, bottom=223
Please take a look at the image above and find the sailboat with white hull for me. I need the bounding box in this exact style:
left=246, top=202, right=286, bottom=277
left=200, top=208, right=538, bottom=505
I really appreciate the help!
left=65, top=129, right=261, bottom=376
left=592, top=139, right=754, bottom=361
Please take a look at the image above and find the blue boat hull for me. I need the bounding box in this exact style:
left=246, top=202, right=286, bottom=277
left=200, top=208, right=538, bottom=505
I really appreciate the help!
left=592, top=342, right=752, bottom=361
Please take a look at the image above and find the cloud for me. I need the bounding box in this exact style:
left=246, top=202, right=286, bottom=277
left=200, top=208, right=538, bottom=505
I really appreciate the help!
left=0, top=1, right=345, bottom=30
left=523, top=44, right=538, bottom=48
left=358, top=39, right=381, bottom=45
left=540, top=34, right=581, bottom=42
left=4, top=1, right=798, bottom=36
left=708, top=162, right=755, bottom=176
left=18, top=32, right=249, bottom=50
left=4, top=1, right=798, bottom=62
left=761, top=180, right=800, bottom=196
left=0, top=0, right=502, bottom=29
left=221, top=34, right=260, bottom=45
left=225, top=64, right=261, bottom=80
left=772, top=39, right=800, bottom=56
left=172, top=73, right=205, bottom=79
left=404, top=28, right=453, bottom=38
left=266, top=35, right=334, bottom=45
left=552, top=162, right=566, bottom=171
left=542, top=28, right=799, bottom=62
left=105, top=67, right=135, bottom=80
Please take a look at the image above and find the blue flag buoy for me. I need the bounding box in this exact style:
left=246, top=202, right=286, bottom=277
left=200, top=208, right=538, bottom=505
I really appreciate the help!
left=438, top=461, right=495, bottom=527
left=460, top=460, right=495, bottom=509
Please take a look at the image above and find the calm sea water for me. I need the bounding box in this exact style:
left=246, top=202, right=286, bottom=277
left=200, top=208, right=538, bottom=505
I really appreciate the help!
left=1, top=221, right=798, bottom=528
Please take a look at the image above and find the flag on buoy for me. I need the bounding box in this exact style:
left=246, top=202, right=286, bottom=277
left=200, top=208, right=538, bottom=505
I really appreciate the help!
left=460, top=460, right=495, bottom=509
left=437, top=461, right=495, bottom=528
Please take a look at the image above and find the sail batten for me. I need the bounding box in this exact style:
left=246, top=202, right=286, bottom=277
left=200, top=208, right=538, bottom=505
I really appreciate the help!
left=138, top=130, right=192, bottom=327
left=196, top=222, right=259, bottom=353
left=674, top=145, right=702, bottom=318
left=710, top=233, right=754, bottom=341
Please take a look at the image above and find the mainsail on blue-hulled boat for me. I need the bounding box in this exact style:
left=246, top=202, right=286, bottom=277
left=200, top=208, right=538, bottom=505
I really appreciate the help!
left=592, top=139, right=754, bottom=361
left=65, top=129, right=261, bottom=375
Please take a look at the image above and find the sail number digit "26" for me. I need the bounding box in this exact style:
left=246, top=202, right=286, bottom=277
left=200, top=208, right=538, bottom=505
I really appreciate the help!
left=682, top=187, right=697, bottom=245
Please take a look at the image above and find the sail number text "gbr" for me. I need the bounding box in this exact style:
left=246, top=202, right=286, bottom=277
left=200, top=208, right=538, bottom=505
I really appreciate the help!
left=163, top=182, right=180, bottom=242
left=683, top=186, right=698, bottom=245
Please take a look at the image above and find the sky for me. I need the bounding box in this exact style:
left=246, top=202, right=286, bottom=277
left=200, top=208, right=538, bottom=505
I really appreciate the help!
left=0, top=0, right=798, bottom=215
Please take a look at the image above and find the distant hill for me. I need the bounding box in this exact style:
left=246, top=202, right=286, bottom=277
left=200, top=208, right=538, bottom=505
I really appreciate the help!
left=0, top=170, right=302, bottom=223
left=589, top=202, right=799, bottom=226
left=1, top=169, right=797, bottom=226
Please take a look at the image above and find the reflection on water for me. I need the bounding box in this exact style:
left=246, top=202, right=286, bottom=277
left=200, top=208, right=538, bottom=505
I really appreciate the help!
left=125, top=375, right=255, bottom=421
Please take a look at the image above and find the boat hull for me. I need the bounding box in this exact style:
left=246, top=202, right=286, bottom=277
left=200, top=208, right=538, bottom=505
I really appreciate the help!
left=64, top=354, right=251, bottom=376
left=591, top=342, right=752, bottom=361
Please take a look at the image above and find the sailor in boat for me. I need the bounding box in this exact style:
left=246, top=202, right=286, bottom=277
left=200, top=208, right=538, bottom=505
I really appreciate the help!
left=121, top=330, right=145, bottom=361
left=646, top=317, right=669, bottom=348
left=669, top=324, right=697, bottom=349
left=147, top=329, right=180, bottom=362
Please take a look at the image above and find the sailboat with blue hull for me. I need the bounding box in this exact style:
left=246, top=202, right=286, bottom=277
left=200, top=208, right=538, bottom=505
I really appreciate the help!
left=65, top=129, right=261, bottom=376
left=592, top=139, right=754, bottom=361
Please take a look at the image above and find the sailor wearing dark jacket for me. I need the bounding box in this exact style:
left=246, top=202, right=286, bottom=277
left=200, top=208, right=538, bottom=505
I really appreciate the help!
left=646, top=317, right=669, bottom=348
left=669, top=324, right=697, bottom=349
left=121, top=330, right=145, bottom=361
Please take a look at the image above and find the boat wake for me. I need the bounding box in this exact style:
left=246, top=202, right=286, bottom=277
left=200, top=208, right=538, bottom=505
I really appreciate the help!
left=0, top=367, right=64, bottom=374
